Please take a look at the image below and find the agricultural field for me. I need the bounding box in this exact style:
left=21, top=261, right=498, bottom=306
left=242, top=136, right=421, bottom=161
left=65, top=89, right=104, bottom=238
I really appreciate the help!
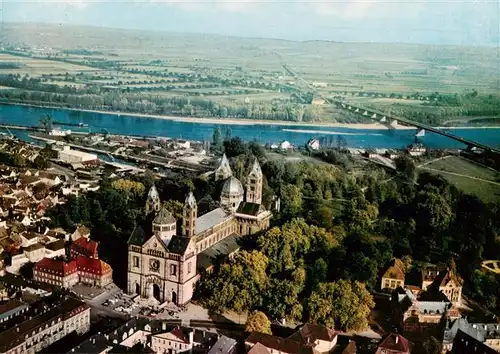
left=0, top=23, right=499, bottom=124
left=419, top=155, right=500, bottom=202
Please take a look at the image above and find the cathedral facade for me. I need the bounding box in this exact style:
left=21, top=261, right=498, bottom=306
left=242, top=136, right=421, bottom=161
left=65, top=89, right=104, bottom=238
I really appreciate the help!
left=127, top=155, right=272, bottom=305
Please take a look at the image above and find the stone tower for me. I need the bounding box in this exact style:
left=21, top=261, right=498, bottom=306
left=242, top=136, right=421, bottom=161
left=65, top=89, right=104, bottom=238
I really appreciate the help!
left=246, top=158, right=263, bottom=204
left=182, top=192, right=197, bottom=238
left=152, top=205, right=177, bottom=246
left=215, top=153, right=232, bottom=181
left=145, top=185, right=161, bottom=215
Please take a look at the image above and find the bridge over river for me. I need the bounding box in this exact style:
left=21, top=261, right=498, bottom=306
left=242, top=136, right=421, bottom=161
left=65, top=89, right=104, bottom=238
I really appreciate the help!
left=332, top=100, right=500, bottom=154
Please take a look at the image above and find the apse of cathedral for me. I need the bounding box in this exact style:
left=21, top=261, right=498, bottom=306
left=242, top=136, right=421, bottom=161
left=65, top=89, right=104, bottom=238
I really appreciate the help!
left=127, top=154, right=271, bottom=305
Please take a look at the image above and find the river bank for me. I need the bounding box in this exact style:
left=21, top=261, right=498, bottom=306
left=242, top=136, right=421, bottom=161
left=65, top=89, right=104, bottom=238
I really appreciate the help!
left=0, top=101, right=411, bottom=130
left=2, top=103, right=500, bottom=150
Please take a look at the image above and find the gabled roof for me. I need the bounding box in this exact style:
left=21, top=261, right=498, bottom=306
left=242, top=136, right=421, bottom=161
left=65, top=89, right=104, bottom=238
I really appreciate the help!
left=128, top=225, right=147, bottom=246
left=287, top=323, right=337, bottom=344
left=437, top=269, right=463, bottom=288
left=46, top=239, right=65, bottom=251
left=378, top=333, right=410, bottom=353
left=70, top=237, right=98, bottom=257
left=167, top=236, right=191, bottom=255
left=246, top=332, right=319, bottom=354
left=382, top=258, right=405, bottom=281
left=341, top=341, right=357, bottom=354
left=247, top=343, right=270, bottom=354
left=195, top=208, right=228, bottom=235
left=236, top=202, right=264, bottom=216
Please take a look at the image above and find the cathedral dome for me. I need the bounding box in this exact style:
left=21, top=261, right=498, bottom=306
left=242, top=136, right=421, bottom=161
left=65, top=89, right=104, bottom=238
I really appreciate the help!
left=221, top=176, right=244, bottom=196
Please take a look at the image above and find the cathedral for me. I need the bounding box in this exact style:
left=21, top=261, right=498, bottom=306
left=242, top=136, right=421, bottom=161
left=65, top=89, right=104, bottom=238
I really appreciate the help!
left=127, top=154, right=272, bottom=305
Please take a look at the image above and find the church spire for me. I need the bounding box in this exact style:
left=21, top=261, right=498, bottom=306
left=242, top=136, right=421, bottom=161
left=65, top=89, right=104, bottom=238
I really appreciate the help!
left=145, top=184, right=161, bottom=215
left=215, top=153, right=232, bottom=181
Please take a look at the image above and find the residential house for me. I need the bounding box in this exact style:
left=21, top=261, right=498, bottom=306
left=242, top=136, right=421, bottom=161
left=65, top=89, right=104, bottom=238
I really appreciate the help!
left=287, top=323, right=338, bottom=353
left=279, top=141, right=293, bottom=151
left=23, top=243, right=46, bottom=262
left=0, top=297, right=90, bottom=354
left=245, top=332, right=319, bottom=354
left=44, top=239, right=66, bottom=259
left=381, top=258, right=405, bottom=291
left=434, top=269, right=463, bottom=305
left=375, top=333, right=411, bottom=354
left=245, top=323, right=336, bottom=354
left=207, top=335, right=237, bottom=354
left=0, top=300, right=29, bottom=323
left=70, top=237, right=99, bottom=259
left=307, top=139, right=321, bottom=151
left=71, top=225, right=91, bottom=242
left=69, top=318, right=222, bottom=354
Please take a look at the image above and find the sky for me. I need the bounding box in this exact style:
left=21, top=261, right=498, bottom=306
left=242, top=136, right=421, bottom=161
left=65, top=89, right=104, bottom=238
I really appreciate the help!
left=2, top=0, right=499, bottom=45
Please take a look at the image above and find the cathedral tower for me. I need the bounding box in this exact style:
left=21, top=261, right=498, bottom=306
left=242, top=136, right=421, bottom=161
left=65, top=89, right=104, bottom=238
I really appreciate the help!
left=215, top=153, right=232, bottom=181
left=145, top=185, right=161, bottom=215
left=182, top=192, right=197, bottom=238
left=246, top=159, right=263, bottom=205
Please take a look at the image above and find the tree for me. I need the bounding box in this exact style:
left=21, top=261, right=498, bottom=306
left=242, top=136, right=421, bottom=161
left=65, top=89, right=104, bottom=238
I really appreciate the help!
left=245, top=311, right=272, bottom=334
left=280, top=184, right=303, bottom=216
left=212, top=127, right=223, bottom=149
left=308, top=280, right=374, bottom=331
left=395, top=155, right=416, bottom=181
left=223, top=137, right=247, bottom=158
left=163, top=200, right=183, bottom=220
left=40, top=114, right=53, bottom=133
left=111, top=179, right=145, bottom=198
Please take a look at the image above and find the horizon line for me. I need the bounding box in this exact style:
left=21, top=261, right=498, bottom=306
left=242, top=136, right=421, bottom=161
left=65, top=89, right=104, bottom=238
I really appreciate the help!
left=4, top=21, right=499, bottom=49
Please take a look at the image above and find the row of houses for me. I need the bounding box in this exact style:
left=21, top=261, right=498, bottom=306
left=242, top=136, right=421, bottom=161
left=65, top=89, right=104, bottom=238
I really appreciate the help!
left=0, top=296, right=90, bottom=354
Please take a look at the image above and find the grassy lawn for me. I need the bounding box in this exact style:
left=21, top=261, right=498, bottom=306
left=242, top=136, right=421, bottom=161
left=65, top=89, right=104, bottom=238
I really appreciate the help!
left=419, top=156, right=500, bottom=203
left=424, top=156, right=499, bottom=181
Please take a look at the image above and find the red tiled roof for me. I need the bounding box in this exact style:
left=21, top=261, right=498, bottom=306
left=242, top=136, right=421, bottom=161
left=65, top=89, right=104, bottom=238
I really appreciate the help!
left=170, top=327, right=190, bottom=344
left=71, top=237, right=98, bottom=257
left=35, top=258, right=77, bottom=277
left=378, top=333, right=410, bottom=353
left=76, top=256, right=112, bottom=275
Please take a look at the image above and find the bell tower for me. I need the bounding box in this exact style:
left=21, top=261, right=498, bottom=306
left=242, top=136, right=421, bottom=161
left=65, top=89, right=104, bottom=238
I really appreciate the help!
left=182, top=192, right=197, bottom=238
left=246, top=158, right=263, bottom=204
left=145, top=185, right=161, bottom=215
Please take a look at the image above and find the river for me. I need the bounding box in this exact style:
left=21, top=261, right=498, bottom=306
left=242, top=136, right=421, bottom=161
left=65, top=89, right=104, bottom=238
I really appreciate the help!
left=1, top=104, right=499, bottom=149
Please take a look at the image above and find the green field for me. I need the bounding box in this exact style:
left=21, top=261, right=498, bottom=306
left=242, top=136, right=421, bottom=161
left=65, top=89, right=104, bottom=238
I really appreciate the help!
left=1, top=23, right=499, bottom=124
left=419, top=156, right=500, bottom=202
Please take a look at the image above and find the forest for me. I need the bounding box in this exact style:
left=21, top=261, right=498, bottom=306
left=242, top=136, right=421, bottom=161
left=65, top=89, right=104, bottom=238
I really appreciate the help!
left=45, top=138, right=500, bottom=332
